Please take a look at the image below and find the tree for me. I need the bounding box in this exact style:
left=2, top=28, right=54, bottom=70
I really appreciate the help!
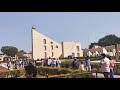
left=89, top=34, right=120, bottom=48
left=89, top=42, right=98, bottom=49
left=19, top=50, right=27, bottom=54
left=98, top=34, right=120, bottom=47
left=1, top=46, right=18, bottom=57
left=16, top=50, right=27, bottom=59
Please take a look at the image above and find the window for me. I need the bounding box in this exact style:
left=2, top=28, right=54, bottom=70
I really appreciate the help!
left=45, top=52, right=47, bottom=57
left=56, top=45, right=58, bottom=48
left=44, top=46, right=47, bottom=51
left=51, top=41, right=53, bottom=44
left=51, top=45, right=53, bottom=50
left=77, top=53, right=80, bottom=57
left=52, top=52, right=54, bottom=57
left=76, top=46, right=79, bottom=51
left=43, top=39, right=46, bottom=44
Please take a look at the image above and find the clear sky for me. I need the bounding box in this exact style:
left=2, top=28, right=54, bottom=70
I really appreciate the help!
left=0, top=12, right=120, bottom=53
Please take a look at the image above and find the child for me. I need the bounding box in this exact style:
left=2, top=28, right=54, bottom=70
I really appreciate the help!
left=79, top=61, right=85, bottom=72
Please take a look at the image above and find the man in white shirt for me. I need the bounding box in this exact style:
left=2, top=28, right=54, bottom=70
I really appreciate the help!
left=56, top=58, right=61, bottom=68
left=100, top=53, right=110, bottom=78
left=48, top=58, right=52, bottom=67
left=52, top=59, right=56, bottom=68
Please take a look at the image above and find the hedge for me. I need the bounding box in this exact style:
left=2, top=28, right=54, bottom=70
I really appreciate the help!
left=0, top=66, right=94, bottom=78
left=37, top=66, right=81, bottom=76
left=47, top=72, right=94, bottom=78
left=37, top=67, right=71, bottom=78
left=0, top=67, right=81, bottom=78
left=61, top=60, right=73, bottom=68
left=0, top=69, right=25, bottom=78
left=114, top=64, right=120, bottom=75
left=60, top=57, right=102, bottom=61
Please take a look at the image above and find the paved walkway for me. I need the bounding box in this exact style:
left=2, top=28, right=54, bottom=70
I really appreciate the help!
left=91, top=60, right=120, bottom=64
left=93, top=73, right=120, bottom=78
left=0, top=66, right=8, bottom=71
left=0, top=63, right=17, bottom=70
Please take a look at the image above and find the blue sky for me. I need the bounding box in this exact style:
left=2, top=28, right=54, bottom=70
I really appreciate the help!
left=0, top=12, right=120, bottom=53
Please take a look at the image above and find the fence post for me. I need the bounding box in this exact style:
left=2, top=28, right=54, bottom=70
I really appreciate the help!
left=95, top=68, right=98, bottom=78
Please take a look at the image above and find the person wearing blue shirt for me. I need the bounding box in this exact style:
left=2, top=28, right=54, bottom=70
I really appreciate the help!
left=85, top=56, right=91, bottom=72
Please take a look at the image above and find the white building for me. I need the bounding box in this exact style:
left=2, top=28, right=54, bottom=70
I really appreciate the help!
left=0, top=54, right=5, bottom=61
left=31, top=26, right=83, bottom=60
left=0, top=54, right=11, bottom=61
left=83, top=44, right=120, bottom=57
left=23, top=53, right=32, bottom=59
left=61, top=42, right=83, bottom=58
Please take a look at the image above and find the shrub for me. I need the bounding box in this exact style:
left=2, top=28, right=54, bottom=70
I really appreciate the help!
left=0, top=66, right=94, bottom=78
left=37, top=66, right=71, bottom=75
left=59, top=68, right=71, bottom=74
left=48, top=72, right=94, bottom=78
left=0, top=71, right=9, bottom=78
left=76, top=57, right=101, bottom=60
left=61, top=60, right=73, bottom=68
left=60, top=57, right=101, bottom=61
left=71, top=70, right=81, bottom=74
left=37, top=67, right=59, bottom=75
left=71, top=72, right=94, bottom=78
left=91, top=63, right=100, bottom=69
left=114, top=64, right=120, bottom=75
left=0, top=69, right=25, bottom=78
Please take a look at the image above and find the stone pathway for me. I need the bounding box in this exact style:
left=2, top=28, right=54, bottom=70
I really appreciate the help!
left=93, top=73, right=120, bottom=78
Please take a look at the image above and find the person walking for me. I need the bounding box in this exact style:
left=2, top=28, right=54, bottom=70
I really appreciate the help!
left=41, top=59, right=44, bottom=66
left=7, top=61, right=11, bottom=70
left=79, top=61, right=85, bottom=72
left=14, top=62, right=17, bottom=69
left=85, top=56, right=91, bottom=72
left=72, top=58, right=78, bottom=69
left=53, top=59, right=56, bottom=68
left=100, top=53, right=110, bottom=78
left=56, top=58, right=61, bottom=68
left=109, top=56, right=116, bottom=78
left=48, top=57, right=52, bottom=67
left=24, top=62, right=37, bottom=78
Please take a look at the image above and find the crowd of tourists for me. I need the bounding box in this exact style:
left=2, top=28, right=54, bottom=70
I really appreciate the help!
left=3, top=54, right=116, bottom=78
left=38, top=57, right=61, bottom=68
left=6, top=59, right=34, bottom=70
left=5, top=57, right=62, bottom=70
left=71, top=56, right=91, bottom=72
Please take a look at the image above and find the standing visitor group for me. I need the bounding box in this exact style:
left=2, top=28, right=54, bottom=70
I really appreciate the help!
left=3, top=55, right=116, bottom=78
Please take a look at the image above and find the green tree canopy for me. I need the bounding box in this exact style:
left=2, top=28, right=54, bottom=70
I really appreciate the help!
left=19, top=50, right=27, bottom=54
left=89, top=42, right=98, bottom=49
left=16, top=50, right=27, bottom=59
left=89, top=34, right=120, bottom=48
left=1, top=46, right=18, bottom=57
left=98, top=34, right=120, bottom=47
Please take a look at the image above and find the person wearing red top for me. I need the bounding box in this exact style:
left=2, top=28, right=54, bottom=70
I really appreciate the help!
left=109, top=56, right=116, bottom=78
